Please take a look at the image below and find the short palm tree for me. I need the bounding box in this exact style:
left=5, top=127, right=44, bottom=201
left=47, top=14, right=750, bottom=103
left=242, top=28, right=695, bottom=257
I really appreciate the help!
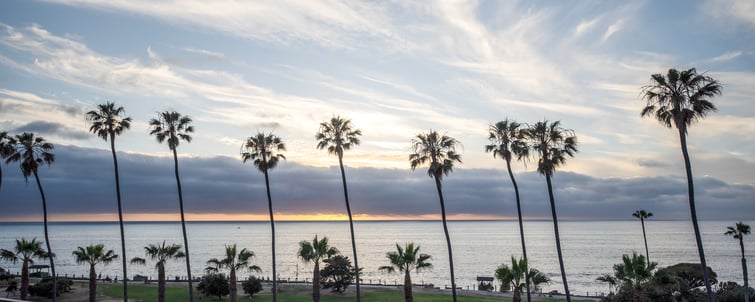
left=206, top=244, right=262, bottom=302
left=595, top=273, right=617, bottom=294
left=525, top=120, right=577, bottom=302
left=409, top=130, right=462, bottom=302
left=86, top=101, right=132, bottom=301
left=485, top=119, right=532, bottom=302
left=495, top=256, right=550, bottom=302
left=148, top=110, right=195, bottom=302
left=298, top=235, right=338, bottom=302
left=241, top=131, right=285, bottom=302
left=72, top=244, right=118, bottom=302
left=0, top=238, right=48, bottom=300
left=632, top=210, right=653, bottom=262
left=130, top=241, right=185, bottom=302
left=0, top=131, right=15, bottom=191
left=378, top=243, right=432, bottom=302
left=613, top=252, right=657, bottom=302
left=5, top=132, right=57, bottom=301
left=725, top=222, right=751, bottom=302
left=316, top=116, right=363, bottom=301
left=641, top=68, right=722, bottom=301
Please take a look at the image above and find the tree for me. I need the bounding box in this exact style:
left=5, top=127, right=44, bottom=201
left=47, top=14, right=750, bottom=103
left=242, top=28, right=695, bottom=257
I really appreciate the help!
left=632, top=210, right=653, bottom=262
left=316, top=116, right=363, bottom=301
left=725, top=222, right=751, bottom=302
left=206, top=244, right=262, bottom=302
left=409, top=130, right=462, bottom=302
left=298, top=235, right=338, bottom=302
left=242, top=276, right=263, bottom=299
left=72, top=244, right=118, bottom=302
left=485, top=119, right=532, bottom=302
left=596, top=273, right=618, bottom=294
left=378, top=243, right=432, bottom=302
left=241, top=131, right=285, bottom=302
left=494, top=256, right=550, bottom=302
left=613, top=252, right=657, bottom=302
left=0, top=131, right=15, bottom=191
left=130, top=241, right=185, bottom=302
left=321, top=255, right=358, bottom=293
left=197, top=273, right=230, bottom=300
left=0, top=238, right=48, bottom=300
left=640, top=67, right=722, bottom=302
left=148, top=110, right=195, bottom=302
left=85, top=101, right=132, bottom=302
left=525, top=120, right=577, bottom=302
left=5, top=132, right=57, bottom=301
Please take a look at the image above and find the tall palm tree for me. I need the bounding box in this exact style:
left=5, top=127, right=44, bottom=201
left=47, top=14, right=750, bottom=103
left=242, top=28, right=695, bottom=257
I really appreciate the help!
left=130, top=241, right=185, bottom=302
left=298, top=235, right=338, bottom=302
left=613, top=252, right=657, bottom=302
left=206, top=244, right=262, bottom=302
left=316, top=116, right=363, bottom=301
left=485, top=119, right=532, bottom=302
left=5, top=132, right=57, bottom=301
left=241, top=131, right=285, bottom=302
left=86, top=102, right=132, bottom=301
left=641, top=68, right=722, bottom=302
left=525, top=121, right=577, bottom=302
left=632, top=210, right=653, bottom=262
left=72, top=244, right=118, bottom=302
left=378, top=243, right=432, bottom=302
left=495, top=256, right=550, bottom=302
left=0, top=131, right=15, bottom=191
left=148, top=110, right=195, bottom=301
left=0, top=238, right=48, bottom=300
left=725, top=222, right=751, bottom=302
left=409, top=130, right=462, bottom=302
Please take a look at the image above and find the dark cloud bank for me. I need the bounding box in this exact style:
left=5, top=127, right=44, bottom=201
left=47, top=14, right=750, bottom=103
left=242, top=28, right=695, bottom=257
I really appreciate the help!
left=1, top=145, right=753, bottom=221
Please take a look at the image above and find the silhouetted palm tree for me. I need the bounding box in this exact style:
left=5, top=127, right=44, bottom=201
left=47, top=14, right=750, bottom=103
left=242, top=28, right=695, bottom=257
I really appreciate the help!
left=316, top=115, right=363, bottom=301
left=378, top=243, right=432, bottom=302
left=148, top=111, right=195, bottom=302
left=86, top=102, right=132, bottom=301
left=495, top=256, right=550, bottom=302
left=613, top=252, right=657, bottom=302
left=241, top=131, right=285, bottom=302
left=632, top=210, right=653, bottom=262
left=725, top=222, right=751, bottom=302
left=0, top=238, right=48, bottom=300
left=525, top=121, right=577, bottom=302
left=5, top=132, right=57, bottom=301
left=641, top=68, right=722, bottom=302
left=72, top=244, right=118, bottom=302
left=486, top=119, right=532, bottom=302
left=409, top=130, right=462, bottom=302
left=0, top=131, right=15, bottom=191
left=206, top=244, right=262, bottom=302
left=298, top=235, right=338, bottom=302
left=130, top=241, right=185, bottom=302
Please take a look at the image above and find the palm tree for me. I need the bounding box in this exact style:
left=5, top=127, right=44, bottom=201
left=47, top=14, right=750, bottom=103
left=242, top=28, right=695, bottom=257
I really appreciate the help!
left=5, top=132, right=57, bottom=301
left=632, top=210, right=653, bottom=262
left=85, top=102, right=132, bottom=301
left=130, top=241, right=185, bottom=302
left=495, top=256, right=550, bottom=302
left=148, top=110, right=195, bottom=301
left=641, top=68, right=722, bottom=301
left=0, top=238, right=48, bottom=300
left=298, top=235, right=338, bottom=302
left=206, top=244, right=262, bottom=302
left=378, top=243, right=432, bottom=302
left=316, top=116, right=363, bottom=301
left=613, top=252, right=657, bottom=302
left=72, top=244, right=118, bottom=302
left=485, top=119, right=532, bottom=302
left=409, top=130, right=462, bottom=302
left=725, top=222, right=751, bottom=302
left=525, top=120, right=577, bottom=302
left=0, top=131, right=15, bottom=191
left=241, top=131, right=285, bottom=302
left=595, top=273, right=617, bottom=294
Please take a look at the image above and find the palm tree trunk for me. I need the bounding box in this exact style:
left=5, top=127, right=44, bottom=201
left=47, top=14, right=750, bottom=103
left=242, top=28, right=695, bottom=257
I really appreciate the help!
left=338, top=154, right=361, bottom=301
left=313, top=260, right=321, bottom=302
left=21, top=260, right=29, bottom=300
left=158, top=266, right=166, bottom=302
left=172, top=148, right=194, bottom=302
left=404, top=269, right=413, bottom=302
left=230, top=269, right=237, bottom=302
left=34, top=170, right=56, bottom=302
left=677, top=129, right=713, bottom=302
left=434, top=175, right=457, bottom=302
left=545, top=173, right=570, bottom=302
left=740, top=237, right=750, bottom=302
left=263, top=169, right=277, bottom=302
left=507, top=159, right=531, bottom=302
left=89, top=265, right=97, bottom=302
left=110, top=134, right=129, bottom=302
left=640, top=218, right=649, bottom=262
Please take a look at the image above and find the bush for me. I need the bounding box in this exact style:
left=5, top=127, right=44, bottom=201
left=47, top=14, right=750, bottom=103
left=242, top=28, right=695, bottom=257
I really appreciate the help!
left=242, top=276, right=263, bottom=298
left=28, top=277, right=72, bottom=298
left=321, top=255, right=359, bottom=293
left=196, top=273, right=230, bottom=299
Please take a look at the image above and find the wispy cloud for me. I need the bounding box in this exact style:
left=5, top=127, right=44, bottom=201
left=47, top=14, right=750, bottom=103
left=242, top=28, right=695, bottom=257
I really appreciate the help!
left=602, top=18, right=625, bottom=42
left=710, top=50, right=742, bottom=62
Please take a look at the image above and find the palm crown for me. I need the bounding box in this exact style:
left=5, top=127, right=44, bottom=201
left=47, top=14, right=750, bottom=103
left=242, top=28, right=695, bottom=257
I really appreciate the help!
left=131, top=241, right=185, bottom=269
left=0, top=238, right=48, bottom=264
left=725, top=222, right=751, bottom=240
left=379, top=243, right=432, bottom=273
left=632, top=210, right=653, bottom=220
left=86, top=102, right=132, bottom=140
left=410, top=130, right=462, bottom=180
left=148, top=111, right=194, bottom=150
left=526, top=121, right=577, bottom=177
left=206, top=244, right=261, bottom=274
left=298, top=235, right=338, bottom=264
left=5, top=132, right=55, bottom=181
left=485, top=119, right=529, bottom=163
left=72, top=244, right=118, bottom=267
left=316, top=116, right=361, bottom=157
left=241, top=132, right=286, bottom=173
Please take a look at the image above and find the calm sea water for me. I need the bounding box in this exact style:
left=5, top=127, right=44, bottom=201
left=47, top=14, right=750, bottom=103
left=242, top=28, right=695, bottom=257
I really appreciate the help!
left=1, top=220, right=753, bottom=295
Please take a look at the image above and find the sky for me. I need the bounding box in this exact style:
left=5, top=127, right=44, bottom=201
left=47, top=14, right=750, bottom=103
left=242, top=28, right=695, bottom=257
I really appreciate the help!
left=0, top=0, right=754, bottom=222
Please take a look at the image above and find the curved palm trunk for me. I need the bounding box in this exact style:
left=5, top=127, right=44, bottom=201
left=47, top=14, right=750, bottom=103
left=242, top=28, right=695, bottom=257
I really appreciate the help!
left=640, top=217, right=649, bottom=262
left=88, top=264, right=97, bottom=302
left=545, top=174, right=570, bottom=302
left=21, top=260, right=29, bottom=300
left=172, top=148, right=194, bottom=302
left=404, top=269, right=413, bottom=302
left=506, top=159, right=531, bottom=302
left=313, top=260, right=321, bottom=302
left=229, top=268, right=237, bottom=302
left=338, top=154, right=361, bottom=301
left=677, top=130, right=713, bottom=302
left=263, top=169, right=277, bottom=302
left=158, top=265, right=166, bottom=302
left=739, top=236, right=750, bottom=302
left=434, top=175, right=457, bottom=302
left=34, top=170, right=56, bottom=302
left=109, top=134, right=129, bottom=302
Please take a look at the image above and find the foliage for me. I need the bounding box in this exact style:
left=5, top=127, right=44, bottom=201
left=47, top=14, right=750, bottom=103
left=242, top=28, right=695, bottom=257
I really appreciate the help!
left=494, top=257, right=549, bottom=302
left=242, top=276, right=264, bottom=298
left=409, top=130, right=462, bottom=180
left=321, top=255, right=359, bottom=293
left=657, top=263, right=718, bottom=289
left=28, top=277, right=72, bottom=298
left=299, top=235, right=339, bottom=302
left=197, top=273, right=230, bottom=299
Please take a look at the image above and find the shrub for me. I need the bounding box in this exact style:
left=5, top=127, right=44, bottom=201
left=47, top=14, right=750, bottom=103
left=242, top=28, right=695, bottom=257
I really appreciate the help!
left=242, top=276, right=263, bottom=298
left=321, top=255, right=358, bottom=293
left=196, top=273, right=230, bottom=299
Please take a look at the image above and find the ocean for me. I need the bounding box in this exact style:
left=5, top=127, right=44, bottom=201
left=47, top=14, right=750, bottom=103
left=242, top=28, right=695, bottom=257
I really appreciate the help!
left=1, top=220, right=753, bottom=296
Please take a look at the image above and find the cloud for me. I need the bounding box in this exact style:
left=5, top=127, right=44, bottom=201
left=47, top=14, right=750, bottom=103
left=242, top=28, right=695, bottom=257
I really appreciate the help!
left=703, top=0, right=755, bottom=28
left=710, top=51, right=743, bottom=62
left=602, top=19, right=625, bottom=42
left=12, top=121, right=90, bottom=140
